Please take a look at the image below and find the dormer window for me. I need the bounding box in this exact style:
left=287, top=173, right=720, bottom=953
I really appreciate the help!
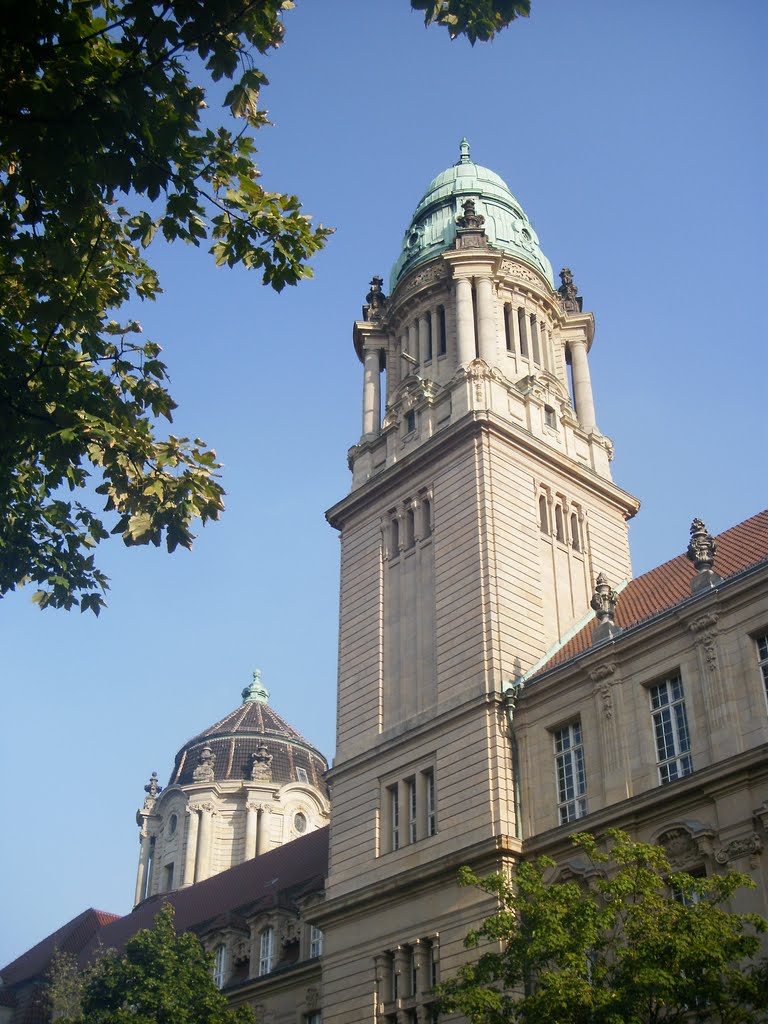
left=296, top=767, right=309, bottom=784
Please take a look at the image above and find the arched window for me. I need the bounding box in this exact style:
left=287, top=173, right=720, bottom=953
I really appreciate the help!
left=259, top=927, right=275, bottom=976
left=538, top=495, right=549, bottom=535
left=426, top=315, right=433, bottom=361
left=438, top=306, right=447, bottom=356
left=213, top=944, right=227, bottom=988
left=421, top=498, right=432, bottom=539
left=390, top=517, right=400, bottom=556
left=570, top=513, right=581, bottom=551
left=554, top=505, right=565, bottom=543
left=517, top=307, right=529, bottom=358
left=404, top=508, right=415, bottom=549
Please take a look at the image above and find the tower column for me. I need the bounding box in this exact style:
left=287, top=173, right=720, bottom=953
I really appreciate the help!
left=475, top=275, right=496, bottom=365
left=430, top=309, right=440, bottom=360
left=454, top=276, right=475, bottom=365
left=256, top=804, right=271, bottom=854
left=245, top=801, right=259, bottom=860
left=418, top=315, right=431, bottom=371
left=182, top=804, right=199, bottom=885
left=134, top=827, right=152, bottom=905
left=569, top=337, right=597, bottom=431
left=362, top=345, right=381, bottom=437
left=195, top=802, right=214, bottom=882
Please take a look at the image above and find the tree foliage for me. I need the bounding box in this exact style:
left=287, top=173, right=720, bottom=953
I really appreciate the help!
left=0, top=0, right=527, bottom=614
left=439, top=829, right=768, bottom=1024
left=50, top=904, right=253, bottom=1024
left=413, top=0, right=530, bottom=43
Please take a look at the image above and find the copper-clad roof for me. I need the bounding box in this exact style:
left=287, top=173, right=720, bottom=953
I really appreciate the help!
left=170, top=694, right=329, bottom=793
left=537, top=509, right=768, bottom=674
left=79, top=827, right=329, bottom=962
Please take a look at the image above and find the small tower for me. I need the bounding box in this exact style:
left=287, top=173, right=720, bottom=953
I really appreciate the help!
left=133, top=672, right=329, bottom=905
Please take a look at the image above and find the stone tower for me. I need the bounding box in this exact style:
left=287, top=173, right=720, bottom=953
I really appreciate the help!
left=134, top=672, right=330, bottom=905
left=319, top=143, right=640, bottom=1021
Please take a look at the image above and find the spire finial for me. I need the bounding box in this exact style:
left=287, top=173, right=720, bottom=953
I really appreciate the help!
left=242, top=669, right=270, bottom=704
left=459, top=138, right=471, bottom=164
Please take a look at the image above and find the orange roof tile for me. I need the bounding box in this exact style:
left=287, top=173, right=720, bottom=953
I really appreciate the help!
left=537, top=509, right=768, bottom=673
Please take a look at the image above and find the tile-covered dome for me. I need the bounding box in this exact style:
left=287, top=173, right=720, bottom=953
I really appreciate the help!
left=168, top=672, right=329, bottom=794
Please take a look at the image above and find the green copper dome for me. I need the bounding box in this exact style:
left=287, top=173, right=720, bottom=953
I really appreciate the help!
left=391, top=140, right=554, bottom=290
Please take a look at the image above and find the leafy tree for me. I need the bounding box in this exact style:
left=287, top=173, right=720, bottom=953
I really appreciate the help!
left=51, top=904, right=254, bottom=1024
left=47, top=949, right=88, bottom=1022
left=414, top=1, right=530, bottom=43
left=439, top=829, right=768, bottom=1024
left=0, top=0, right=528, bottom=614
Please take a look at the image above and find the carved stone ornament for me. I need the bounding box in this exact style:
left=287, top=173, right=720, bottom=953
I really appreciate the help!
left=250, top=743, right=273, bottom=782
left=715, top=832, right=763, bottom=865
left=499, top=260, right=545, bottom=288
left=557, top=266, right=583, bottom=312
left=456, top=197, right=485, bottom=230
left=588, top=662, right=617, bottom=683
left=593, top=682, right=614, bottom=720
left=396, top=261, right=447, bottom=301
left=658, top=827, right=701, bottom=870
left=305, top=987, right=320, bottom=1011
left=192, top=744, right=216, bottom=783
left=591, top=573, right=618, bottom=623
left=687, top=518, right=717, bottom=572
left=232, top=937, right=250, bottom=964
left=144, top=770, right=163, bottom=798
left=142, top=771, right=163, bottom=808
left=363, top=275, right=387, bottom=322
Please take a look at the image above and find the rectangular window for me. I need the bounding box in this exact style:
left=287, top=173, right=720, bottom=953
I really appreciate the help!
left=554, top=721, right=587, bottom=824
left=305, top=1014, right=322, bottom=1024
left=389, top=784, right=400, bottom=851
left=310, top=925, right=323, bottom=959
left=295, top=767, right=309, bottom=783
left=650, top=675, right=693, bottom=783
left=407, top=778, right=417, bottom=844
left=757, top=634, right=768, bottom=705
left=424, top=768, right=436, bottom=836
left=164, top=862, right=174, bottom=892
left=259, top=927, right=275, bottom=976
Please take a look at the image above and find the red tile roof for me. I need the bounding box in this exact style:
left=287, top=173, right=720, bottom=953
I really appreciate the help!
left=1, top=908, right=121, bottom=986
left=79, top=827, right=329, bottom=963
left=537, top=509, right=768, bottom=673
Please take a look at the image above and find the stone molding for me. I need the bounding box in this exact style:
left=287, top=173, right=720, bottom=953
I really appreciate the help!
left=714, top=832, right=763, bottom=866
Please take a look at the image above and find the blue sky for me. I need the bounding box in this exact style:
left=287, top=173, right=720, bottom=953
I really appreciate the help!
left=2, top=0, right=766, bottom=968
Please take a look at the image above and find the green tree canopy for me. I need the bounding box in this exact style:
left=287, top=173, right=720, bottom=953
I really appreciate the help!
left=0, top=0, right=528, bottom=614
left=51, top=904, right=253, bottom=1024
left=439, top=829, right=768, bottom=1024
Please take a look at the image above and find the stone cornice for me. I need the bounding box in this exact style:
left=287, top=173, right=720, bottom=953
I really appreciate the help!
left=329, top=406, right=639, bottom=529
left=317, top=833, right=522, bottom=927
left=521, top=741, right=768, bottom=860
